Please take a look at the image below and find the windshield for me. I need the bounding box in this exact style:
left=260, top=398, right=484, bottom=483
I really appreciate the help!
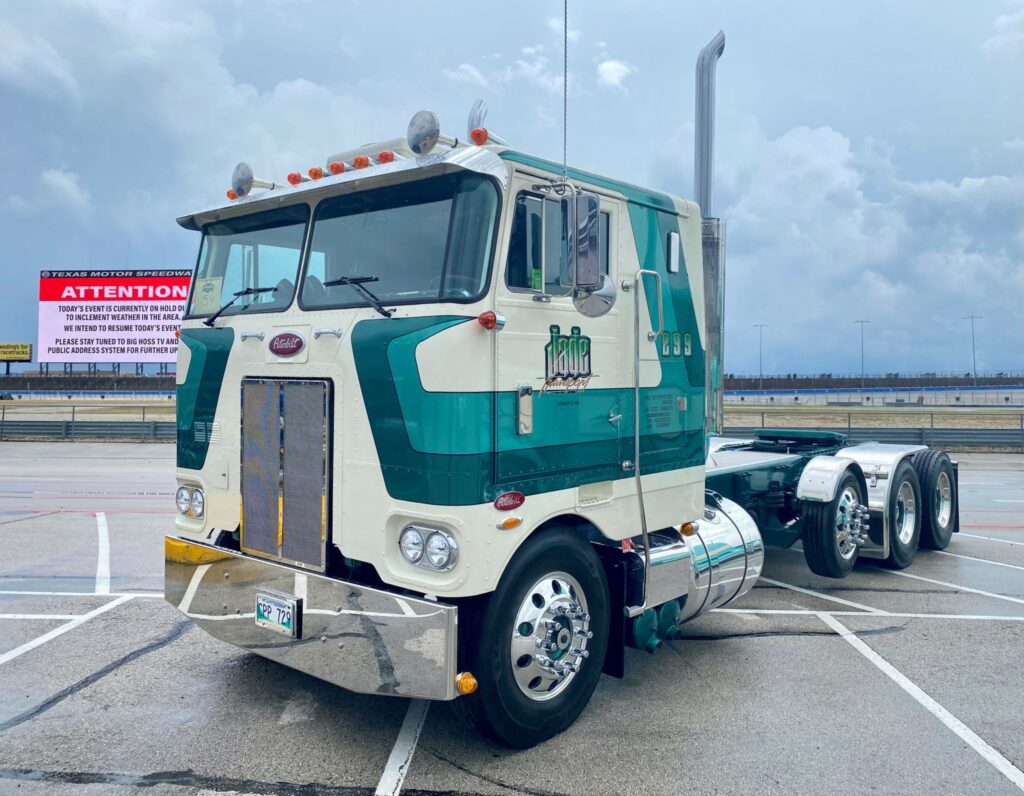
left=186, top=205, right=309, bottom=318
left=300, top=172, right=498, bottom=309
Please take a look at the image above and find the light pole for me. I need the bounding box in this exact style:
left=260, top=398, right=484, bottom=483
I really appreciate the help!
left=963, top=315, right=982, bottom=387
left=854, top=320, right=870, bottom=392
left=754, top=324, right=769, bottom=392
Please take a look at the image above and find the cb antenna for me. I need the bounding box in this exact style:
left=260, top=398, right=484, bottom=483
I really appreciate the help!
left=562, top=0, right=568, bottom=181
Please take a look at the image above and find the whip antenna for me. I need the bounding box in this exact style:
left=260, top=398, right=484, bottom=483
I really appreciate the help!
left=562, top=0, right=568, bottom=181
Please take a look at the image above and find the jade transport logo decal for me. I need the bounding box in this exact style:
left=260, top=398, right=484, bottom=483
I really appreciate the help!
left=269, top=332, right=304, bottom=357
left=543, top=324, right=592, bottom=392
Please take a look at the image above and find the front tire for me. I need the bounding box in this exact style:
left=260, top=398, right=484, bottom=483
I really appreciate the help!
left=802, top=471, right=865, bottom=578
left=884, top=460, right=922, bottom=568
left=455, top=528, right=609, bottom=748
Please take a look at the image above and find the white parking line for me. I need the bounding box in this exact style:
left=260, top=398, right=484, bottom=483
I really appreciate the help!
left=95, top=512, right=110, bottom=595
left=716, top=608, right=1024, bottom=621
left=0, top=595, right=133, bottom=666
left=932, top=549, right=1024, bottom=572
left=375, top=699, right=430, bottom=796
left=818, top=612, right=1024, bottom=791
left=888, top=570, right=1024, bottom=607
left=0, top=590, right=162, bottom=598
left=0, top=614, right=82, bottom=620
left=758, top=576, right=887, bottom=614
left=993, top=499, right=1024, bottom=503
left=960, top=532, right=1024, bottom=547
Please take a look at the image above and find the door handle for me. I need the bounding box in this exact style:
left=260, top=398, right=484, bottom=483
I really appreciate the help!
left=636, top=269, right=664, bottom=341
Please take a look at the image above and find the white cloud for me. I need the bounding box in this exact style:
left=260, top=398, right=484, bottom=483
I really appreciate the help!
left=40, top=169, right=92, bottom=215
left=0, top=21, right=79, bottom=102
left=442, top=63, right=488, bottom=87
left=546, top=17, right=580, bottom=43
left=596, top=59, right=637, bottom=90
left=983, top=0, right=1024, bottom=56
left=1003, top=137, right=1024, bottom=152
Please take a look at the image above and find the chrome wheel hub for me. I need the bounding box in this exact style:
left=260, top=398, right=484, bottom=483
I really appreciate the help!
left=895, top=481, right=918, bottom=544
left=510, top=572, right=592, bottom=702
left=934, top=471, right=952, bottom=528
left=835, top=487, right=869, bottom=561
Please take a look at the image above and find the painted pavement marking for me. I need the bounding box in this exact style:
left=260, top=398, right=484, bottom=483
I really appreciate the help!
left=758, top=576, right=887, bottom=614
left=95, top=512, right=110, bottom=595
left=819, top=612, right=1024, bottom=792
left=888, top=570, right=1024, bottom=607
left=375, top=699, right=430, bottom=796
left=0, top=595, right=133, bottom=667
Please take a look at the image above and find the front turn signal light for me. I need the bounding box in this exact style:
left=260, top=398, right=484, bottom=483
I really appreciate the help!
left=455, top=672, right=478, bottom=695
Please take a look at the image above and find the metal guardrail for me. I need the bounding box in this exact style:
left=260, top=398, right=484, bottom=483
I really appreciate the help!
left=0, top=420, right=176, bottom=441
left=723, top=426, right=1024, bottom=450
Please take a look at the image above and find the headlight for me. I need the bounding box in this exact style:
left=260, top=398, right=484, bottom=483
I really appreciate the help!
left=425, top=530, right=458, bottom=570
left=176, top=486, right=192, bottom=514
left=189, top=488, right=205, bottom=518
left=398, top=526, right=458, bottom=571
left=399, top=526, right=424, bottom=563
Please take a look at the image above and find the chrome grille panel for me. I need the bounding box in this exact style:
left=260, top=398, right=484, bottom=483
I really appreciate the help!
left=241, top=378, right=330, bottom=571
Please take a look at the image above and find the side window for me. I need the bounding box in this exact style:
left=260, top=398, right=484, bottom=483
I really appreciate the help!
left=505, top=192, right=611, bottom=293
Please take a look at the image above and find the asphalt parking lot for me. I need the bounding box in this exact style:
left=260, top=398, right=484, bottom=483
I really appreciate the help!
left=1, top=442, right=1022, bottom=795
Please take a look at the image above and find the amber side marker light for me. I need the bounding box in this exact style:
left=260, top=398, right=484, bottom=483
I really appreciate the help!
left=377, top=150, right=395, bottom=163
left=353, top=155, right=370, bottom=169
left=496, top=516, right=522, bottom=530
left=455, top=672, right=478, bottom=696
left=308, top=166, right=324, bottom=180
left=470, top=127, right=489, bottom=146
left=328, top=161, right=345, bottom=175
left=287, top=172, right=302, bottom=186
left=680, top=522, right=697, bottom=537
left=226, top=189, right=238, bottom=201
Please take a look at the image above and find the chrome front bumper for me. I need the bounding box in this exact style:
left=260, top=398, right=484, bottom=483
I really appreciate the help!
left=164, top=537, right=459, bottom=700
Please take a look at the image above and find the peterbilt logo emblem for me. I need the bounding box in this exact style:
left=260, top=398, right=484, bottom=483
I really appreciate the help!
left=494, top=492, right=525, bottom=511
left=268, top=332, right=304, bottom=356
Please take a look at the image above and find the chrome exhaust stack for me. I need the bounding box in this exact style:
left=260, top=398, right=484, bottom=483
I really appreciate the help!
left=626, top=496, right=764, bottom=651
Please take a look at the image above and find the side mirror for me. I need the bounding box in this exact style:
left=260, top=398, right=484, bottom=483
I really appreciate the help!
left=567, top=193, right=601, bottom=289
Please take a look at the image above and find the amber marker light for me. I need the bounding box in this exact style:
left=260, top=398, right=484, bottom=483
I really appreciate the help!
left=470, top=127, right=489, bottom=146
left=287, top=172, right=302, bottom=186
left=308, top=166, right=324, bottom=180
left=496, top=516, right=522, bottom=530
left=455, top=672, right=478, bottom=696
left=353, top=155, right=370, bottom=169
left=328, top=161, right=345, bottom=175
left=226, top=189, right=238, bottom=201
left=680, top=522, right=697, bottom=537
left=377, top=150, right=395, bottom=163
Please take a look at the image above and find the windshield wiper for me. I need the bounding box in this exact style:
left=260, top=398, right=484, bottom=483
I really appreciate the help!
left=203, top=286, right=277, bottom=327
left=323, top=275, right=393, bottom=318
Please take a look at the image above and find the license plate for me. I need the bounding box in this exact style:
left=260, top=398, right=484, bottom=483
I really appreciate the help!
left=255, top=591, right=300, bottom=637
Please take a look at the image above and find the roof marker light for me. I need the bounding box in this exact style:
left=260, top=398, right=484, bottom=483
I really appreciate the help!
left=308, top=166, right=324, bottom=180
left=328, top=161, right=346, bottom=175
left=470, top=127, right=489, bottom=146
left=287, top=172, right=302, bottom=186
left=353, top=155, right=370, bottom=170
left=226, top=189, right=238, bottom=201
left=377, top=150, right=395, bottom=164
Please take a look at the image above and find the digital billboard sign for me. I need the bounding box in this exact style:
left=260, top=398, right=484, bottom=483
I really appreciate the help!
left=38, top=270, right=191, bottom=363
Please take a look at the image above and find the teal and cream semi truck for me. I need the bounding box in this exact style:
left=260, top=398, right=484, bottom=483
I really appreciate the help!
left=165, top=106, right=959, bottom=747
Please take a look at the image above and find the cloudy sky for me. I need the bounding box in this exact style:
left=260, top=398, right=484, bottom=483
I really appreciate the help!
left=1, top=0, right=1021, bottom=376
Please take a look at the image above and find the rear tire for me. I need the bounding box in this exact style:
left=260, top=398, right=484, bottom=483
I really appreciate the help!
left=454, top=528, right=609, bottom=748
left=913, top=450, right=957, bottom=550
left=883, top=460, right=922, bottom=569
left=802, top=471, right=864, bottom=579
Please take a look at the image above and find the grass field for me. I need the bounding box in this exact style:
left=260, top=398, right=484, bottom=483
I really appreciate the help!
left=725, top=404, right=1024, bottom=430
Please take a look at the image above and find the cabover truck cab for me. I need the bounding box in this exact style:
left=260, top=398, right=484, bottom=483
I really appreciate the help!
left=165, top=108, right=765, bottom=746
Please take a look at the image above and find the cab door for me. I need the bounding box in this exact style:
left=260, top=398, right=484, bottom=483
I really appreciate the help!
left=493, top=175, right=628, bottom=505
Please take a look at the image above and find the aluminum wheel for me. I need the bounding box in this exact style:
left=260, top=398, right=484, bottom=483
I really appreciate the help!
left=934, top=471, right=952, bottom=529
left=509, top=572, right=592, bottom=702
left=835, top=486, right=860, bottom=561
left=895, top=480, right=918, bottom=545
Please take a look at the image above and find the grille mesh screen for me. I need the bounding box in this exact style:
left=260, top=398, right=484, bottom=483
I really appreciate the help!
left=241, top=379, right=330, bottom=570
left=282, top=381, right=328, bottom=566
left=241, top=380, right=280, bottom=557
